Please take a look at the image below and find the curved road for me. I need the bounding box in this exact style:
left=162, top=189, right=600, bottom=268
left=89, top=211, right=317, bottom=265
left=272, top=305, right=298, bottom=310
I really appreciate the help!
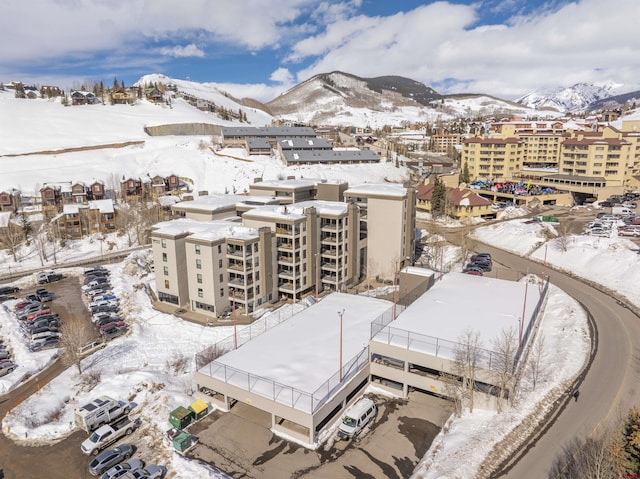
left=461, top=241, right=640, bottom=478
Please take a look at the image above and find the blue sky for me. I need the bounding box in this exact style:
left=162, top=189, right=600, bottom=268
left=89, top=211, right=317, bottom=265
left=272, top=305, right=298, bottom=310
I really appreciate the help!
left=1, top=0, right=638, bottom=102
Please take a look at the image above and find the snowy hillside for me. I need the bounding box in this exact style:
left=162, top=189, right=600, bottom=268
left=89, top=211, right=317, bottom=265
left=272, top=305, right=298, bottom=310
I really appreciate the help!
left=433, top=94, right=554, bottom=119
left=515, top=81, right=639, bottom=113
left=0, top=91, right=409, bottom=196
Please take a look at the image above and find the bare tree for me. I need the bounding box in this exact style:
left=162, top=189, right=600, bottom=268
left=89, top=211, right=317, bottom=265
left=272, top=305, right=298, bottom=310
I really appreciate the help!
left=454, top=328, right=482, bottom=413
left=527, top=332, right=546, bottom=390
left=491, top=327, right=518, bottom=412
left=0, top=220, right=23, bottom=262
left=557, top=220, right=573, bottom=252
left=441, top=371, right=464, bottom=417
left=59, top=319, right=93, bottom=375
left=548, top=434, right=617, bottom=479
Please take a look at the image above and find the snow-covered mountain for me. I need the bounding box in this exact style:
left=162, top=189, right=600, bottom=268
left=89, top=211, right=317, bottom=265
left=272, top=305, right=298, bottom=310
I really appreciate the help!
left=264, top=71, right=544, bottom=126
left=515, top=81, right=638, bottom=113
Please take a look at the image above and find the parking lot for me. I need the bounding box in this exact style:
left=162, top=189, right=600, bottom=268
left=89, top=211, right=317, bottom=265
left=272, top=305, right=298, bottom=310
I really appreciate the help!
left=188, top=391, right=452, bottom=479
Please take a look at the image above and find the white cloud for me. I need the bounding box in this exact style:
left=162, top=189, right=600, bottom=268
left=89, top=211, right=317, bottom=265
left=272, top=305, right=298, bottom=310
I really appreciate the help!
left=289, top=0, right=640, bottom=98
left=269, top=67, right=294, bottom=85
left=1, top=0, right=639, bottom=101
left=159, top=44, right=205, bottom=58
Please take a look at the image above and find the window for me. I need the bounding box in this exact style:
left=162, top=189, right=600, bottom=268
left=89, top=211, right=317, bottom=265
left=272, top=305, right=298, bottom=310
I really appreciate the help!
left=220, top=288, right=224, bottom=297
left=162, top=253, right=167, bottom=262
left=161, top=239, right=166, bottom=248
left=218, top=259, right=223, bottom=268
left=219, top=274, right=223, bottom=282
left=164, top=280, right=170, bottom=289
left=197, top=274, right=202, bottom=284
left=195, top=245, right=201, bottom=255
left=218, top=244, right=222, bottom=254
left=197, top=288, right=203, bottom=298
left=163, top=266, right=169, bottom=276
left=196, top=259, right=202, bottom=269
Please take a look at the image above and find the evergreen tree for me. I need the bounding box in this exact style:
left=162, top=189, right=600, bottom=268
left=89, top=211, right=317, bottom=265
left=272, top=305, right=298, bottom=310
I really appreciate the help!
left=460, top=161, right=471, bottom=185
left=19, top=211, right=32, bottom=245
left=431, top=177, right=447, bottom=218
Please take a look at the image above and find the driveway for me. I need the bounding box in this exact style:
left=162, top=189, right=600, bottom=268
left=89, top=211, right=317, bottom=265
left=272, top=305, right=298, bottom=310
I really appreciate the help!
left=188, top=391, right=452, bottom=479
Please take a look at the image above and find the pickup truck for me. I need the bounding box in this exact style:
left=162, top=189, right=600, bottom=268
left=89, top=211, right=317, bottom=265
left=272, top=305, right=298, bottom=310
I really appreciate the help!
left=80, top=416, right=139, bottom=456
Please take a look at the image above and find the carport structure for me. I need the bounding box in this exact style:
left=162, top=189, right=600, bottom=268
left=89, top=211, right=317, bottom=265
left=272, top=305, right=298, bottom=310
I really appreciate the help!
left=194, top=292, right=393, bottom=446
left=370, top=272, right=547, bottom=408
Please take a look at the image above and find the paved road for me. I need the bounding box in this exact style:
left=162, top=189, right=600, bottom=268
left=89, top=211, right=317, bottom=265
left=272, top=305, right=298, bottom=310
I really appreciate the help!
left=447, top=239, right=640, bottom=479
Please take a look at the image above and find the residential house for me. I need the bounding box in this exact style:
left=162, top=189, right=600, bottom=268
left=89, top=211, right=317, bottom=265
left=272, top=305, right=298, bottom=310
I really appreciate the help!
left=0, top=189, right=21, bottom=213
left=70, top=91, right=98, bottom=105
left=416, top=184, right=495, bottom=220
left=54, top=199, right=116, bottom=239
left=40, top=184, right=64, bottom=219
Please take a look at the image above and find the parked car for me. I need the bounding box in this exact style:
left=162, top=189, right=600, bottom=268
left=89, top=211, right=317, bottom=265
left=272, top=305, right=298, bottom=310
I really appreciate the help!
left=337, top=397, right=377, bottom=440
left=99, top=458, right=145, bottom=479
left=36, top=271, right=63, bottom=284
left=85, top=266, right=110, bottom=277
left=14, top=300, right=38, bottom=311
left=589, top=228, right=610, bottom=237
left=27, top=325, right=60, bottom=336
left=30, top=331, right=61, bottom=343
left=88, top=445, right=135, bottom=476
left=29, top=336, right=60, bottom=352
left=120, top=464, right=167, bottom=479
left=25, top=294, right=40, bottom=302
left=468, top=260, right=492, bottom=272
left=101, top=325, right=128, bottom=341
left=17, top=304, right=45, bottom=320
left=0, top=350, right=12, bottom=360
left=619, top=226, right=640, bottom=237
left=78, top=340, right=106, bottom=356
left=87, top=289, right=112, bottom=299
left=462, top=265, right=484, bottom=275
left=0, top=285, right=19, bottom=295
left=95, top=316, right=124, bottom=328
left=0, top=295, right=17, bottom=303
left=26, top=309, right=52, bottom=321
left=38, top=291, right=55, bottom=302
left=0, top=362, right=16, bottom=377
left=599, top=201, right=613, bottom=207
left=470, top=253, right=492, bottom=263
left=91, top=304, right=120, bottom=314
left=25, top=318, right=60, bottom=332
left=99, top=321, right=126, bottom=335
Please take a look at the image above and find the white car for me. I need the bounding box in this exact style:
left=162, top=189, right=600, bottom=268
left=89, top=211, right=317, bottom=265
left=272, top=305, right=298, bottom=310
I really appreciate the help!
left=30, top=331, right=61, bottom=344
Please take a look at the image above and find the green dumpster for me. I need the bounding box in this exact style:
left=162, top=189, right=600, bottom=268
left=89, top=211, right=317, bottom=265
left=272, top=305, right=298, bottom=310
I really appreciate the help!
left=169, top=406, right=195, bottom=430
left=172, top=431, right=197, bottom=454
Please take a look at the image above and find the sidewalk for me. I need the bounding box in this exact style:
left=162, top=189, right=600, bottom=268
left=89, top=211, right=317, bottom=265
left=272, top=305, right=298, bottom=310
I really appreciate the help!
left=151, top=301, right=254, bottom=327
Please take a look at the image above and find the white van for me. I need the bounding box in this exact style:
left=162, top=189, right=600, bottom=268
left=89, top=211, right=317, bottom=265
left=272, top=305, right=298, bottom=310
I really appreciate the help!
left=337, top=397, right=377, bottom=440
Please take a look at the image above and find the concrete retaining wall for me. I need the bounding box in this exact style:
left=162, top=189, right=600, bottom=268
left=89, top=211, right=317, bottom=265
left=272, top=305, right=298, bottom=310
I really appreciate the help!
left=144, top=123, right=222, bottom=136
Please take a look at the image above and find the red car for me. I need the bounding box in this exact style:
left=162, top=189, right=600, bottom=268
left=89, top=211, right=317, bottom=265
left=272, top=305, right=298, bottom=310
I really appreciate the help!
left=99, top=321, right=126, bottom=334
left=14, top=301, right=37, bottom=311
left=26, top=309, right=52, bottom=321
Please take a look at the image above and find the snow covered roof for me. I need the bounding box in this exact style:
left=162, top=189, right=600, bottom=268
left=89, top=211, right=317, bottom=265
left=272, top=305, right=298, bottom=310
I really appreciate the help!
left=243, top=200, right=348, bottom=221
left=62, top=199, right=114, bottom=214
left=152, top=218, right=258, bottom=242
left=172, top=194, right=246, bottom=213
left=211, top=293, right=393, bottom=394
left=344, top=183, right=409, bottom=199
left=252, top=179, right=318, bottom=189
left=374, top=272, right=541, bottom=352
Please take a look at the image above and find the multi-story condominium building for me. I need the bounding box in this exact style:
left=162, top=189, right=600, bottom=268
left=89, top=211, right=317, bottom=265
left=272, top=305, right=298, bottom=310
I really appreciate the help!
left=462, top=120, right=640, bottom=199
left=431, top=133, right=461, bottom=153
left=151, top=219, right=276, bottom=316
left=461, top=137, right=525, bottom=181
left=343, top=184, right=416, bottom=281
left=242, top=201, right=360, bottom=300
left=152, top=180, right=417, bottom=315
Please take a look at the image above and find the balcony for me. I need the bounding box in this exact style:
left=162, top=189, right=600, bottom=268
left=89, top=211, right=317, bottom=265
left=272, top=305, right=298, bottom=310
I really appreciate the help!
left=278, top=268, right=295, bottom=278
left=278, top=281, right=295, bottom=291
left=227, top=262, right=245, bottom=272
left=322, top=274, right=338, bottom=283
left=278, top=255, right=294, bottom=264
left=321, top=222, right=338, bottom=232
left=227, top=248, right=246, bottom=258
left=321, top=261, right=338, bottom=271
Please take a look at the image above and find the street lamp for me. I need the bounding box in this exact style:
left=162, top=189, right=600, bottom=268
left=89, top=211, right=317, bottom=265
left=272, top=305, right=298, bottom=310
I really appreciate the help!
left=393, top=256, right=410, bottom=320
left=230, top=288, right=237, bottom=349
left=338, top=309, right=345, bottom=382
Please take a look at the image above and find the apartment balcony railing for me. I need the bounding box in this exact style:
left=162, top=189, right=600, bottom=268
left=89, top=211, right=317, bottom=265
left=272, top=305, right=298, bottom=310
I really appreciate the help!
left=278, top=255, right=294, bottom=264
left=278, top=281, right=295, bottom=291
